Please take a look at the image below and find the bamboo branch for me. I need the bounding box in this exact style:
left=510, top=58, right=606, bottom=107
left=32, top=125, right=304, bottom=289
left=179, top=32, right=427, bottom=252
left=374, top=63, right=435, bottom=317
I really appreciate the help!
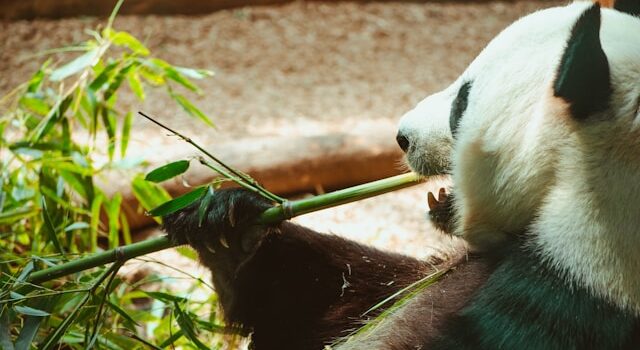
left=138, top=111, right=285, bottom=203
left=27, top=172, right=422, bottom=284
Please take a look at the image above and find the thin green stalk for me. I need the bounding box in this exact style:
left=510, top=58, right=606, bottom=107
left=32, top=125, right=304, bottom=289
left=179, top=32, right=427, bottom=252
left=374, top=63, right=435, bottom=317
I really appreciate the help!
left=198, top=157, right=282, bottom=203
left=27, top=172, right=422, bottom=284
left=87, top=261, right=123, bottom=348
left=138, top=111, right=285, bottom=203
left=40, top=261, right=121, bottom=350
left=0, top=288, right=90, bottom=304
left=107, top=0, right=125, bottom=30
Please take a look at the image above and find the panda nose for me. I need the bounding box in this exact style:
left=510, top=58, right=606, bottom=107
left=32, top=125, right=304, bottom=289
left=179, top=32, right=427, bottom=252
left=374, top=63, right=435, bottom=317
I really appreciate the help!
left=396, top=132, right=410, bottom=153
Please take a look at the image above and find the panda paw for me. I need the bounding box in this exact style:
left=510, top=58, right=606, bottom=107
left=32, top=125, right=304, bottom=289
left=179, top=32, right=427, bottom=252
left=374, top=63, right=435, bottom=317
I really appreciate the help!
left=428, top=187, right=455, bottom=234
left=162, top=188, right=275, bottom=257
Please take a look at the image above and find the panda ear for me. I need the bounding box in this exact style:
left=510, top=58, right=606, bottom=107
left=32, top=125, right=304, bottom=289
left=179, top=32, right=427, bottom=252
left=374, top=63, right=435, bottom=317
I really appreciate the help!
left=553, top=3, right=611, bottom=120
left=614, top=0, right=640, bottom=16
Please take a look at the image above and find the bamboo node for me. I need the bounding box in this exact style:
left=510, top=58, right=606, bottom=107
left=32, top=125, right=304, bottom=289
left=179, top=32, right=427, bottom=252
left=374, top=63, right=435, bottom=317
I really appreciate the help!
left=281, top=200, right=295, bottom=220
left=114, top=247, right=127, bottom=262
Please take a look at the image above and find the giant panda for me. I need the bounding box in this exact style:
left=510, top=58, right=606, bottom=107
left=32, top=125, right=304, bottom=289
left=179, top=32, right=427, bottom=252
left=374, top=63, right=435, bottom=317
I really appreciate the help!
left=162, top=1, right=640, bottom=349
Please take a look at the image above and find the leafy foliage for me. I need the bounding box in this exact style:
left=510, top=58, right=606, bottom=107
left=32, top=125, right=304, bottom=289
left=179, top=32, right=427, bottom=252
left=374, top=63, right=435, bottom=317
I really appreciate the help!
left=0, top=2, right=231, bottom=348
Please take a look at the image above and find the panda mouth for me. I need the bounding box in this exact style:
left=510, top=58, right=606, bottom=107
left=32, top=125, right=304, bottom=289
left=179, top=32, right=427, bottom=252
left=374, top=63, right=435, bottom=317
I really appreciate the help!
left=404, top=150, right=452, bottom=177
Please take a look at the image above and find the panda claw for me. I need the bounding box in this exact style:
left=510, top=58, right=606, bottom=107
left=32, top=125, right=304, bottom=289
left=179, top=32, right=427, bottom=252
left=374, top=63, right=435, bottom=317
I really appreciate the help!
left=438, top=188, right=448, bottom=202
left=220, top=235, right=230, bottom=249
left=205, top=241, right=216, bottom=254
left=428, top=191, right=438, bottom=210
left=428, top=188, right=454, bottom=234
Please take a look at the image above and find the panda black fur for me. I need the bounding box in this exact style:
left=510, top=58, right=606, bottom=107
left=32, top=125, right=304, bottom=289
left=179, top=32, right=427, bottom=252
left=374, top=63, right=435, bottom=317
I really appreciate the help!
left=163, top=2, right=640, bottom=349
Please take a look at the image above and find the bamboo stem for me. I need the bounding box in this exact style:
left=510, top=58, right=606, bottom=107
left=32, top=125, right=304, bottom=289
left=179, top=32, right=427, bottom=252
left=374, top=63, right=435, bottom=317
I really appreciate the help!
left=27, top=172, right=422, bottom=284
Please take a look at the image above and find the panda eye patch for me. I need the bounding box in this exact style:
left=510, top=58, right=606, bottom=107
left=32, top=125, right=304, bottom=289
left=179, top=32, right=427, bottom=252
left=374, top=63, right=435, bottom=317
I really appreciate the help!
left=450, top=81, right=472, bottom=138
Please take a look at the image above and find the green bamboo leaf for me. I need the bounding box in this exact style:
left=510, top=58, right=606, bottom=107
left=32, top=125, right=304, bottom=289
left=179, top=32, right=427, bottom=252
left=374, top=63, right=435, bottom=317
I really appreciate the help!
left=120, top=112, right=133, bottom=158
left=101, top=332, right=141, bottom=349
left=40, top=293, right=90, bottom=350
left=9, top=141, right=62, bottom=151
left=10, top=148, right=42, bottom=159
left=0, top=207, right=37, bottom=224
left=126, top=69, right=145, bottom=101
left=40, top=159, right=93, bottom=177
left=104, top=64, right=135, bottom=101
left=19, top=95, right=50, bottom=115
left=64, top=222, right=90, bottom=232
left=130, top=175, right=171, bottom=215
left=15, top=297, right=57, bottom=350
left=80, top=89, right=98, bottom=123
left=147, top=187, right=206, bottom=217
left=10, top=292, right=25, bottom=300
left=40, top=196, right=66, bottom=258
left=165, top=68, right=201, bottom=93
left=173, top=302, right=209, bottom=350
left=174, top=67, right=214, bottom=80
left=30, top=96, right=73, bottom=143
left=197, top=186, right=214, bottom=227
left=14, top=305, right=50, bottom=317
left=15, top=261, right=34, bottom=285
left=0, top=310, right=15, bottom=350
left=195, top=319, right=225, bottom=333
left=107, top=193, right=122, bottom=249
left=90, top=193, right=104, bottom=252
left=58, top=171, right=89, bottom=199
left=120, top=211, right=131, bottom=245
left=147, top=58, right=170, bottom=69
left=144, top=291, right=187, bottom=303
left=26, top=60, right=49, bottom=92
left=61, top=117, right=70, bottom=155
left=158, top=330, right=183, bottom=348
left=105, top=29, right=150, bottom=56
left=128, top=334, right=162, bottom=350
left=138, top=65, right=165, bottom=86
left=171, top=93, right=214, bottom=127
left=101, top=108, right=117, bottom=161
left=106, top=300, right=139, bottom=327
left=88, top=61, right=119, bottom=91
left=31, top=256, right=56, bottom=268
left=10, top=186, right=35, bottom=201
left=50, top=48, right=99, bottom=81
left=144, top=160, right=190, bottom=183
left=176, top=246, right=197, bottom=261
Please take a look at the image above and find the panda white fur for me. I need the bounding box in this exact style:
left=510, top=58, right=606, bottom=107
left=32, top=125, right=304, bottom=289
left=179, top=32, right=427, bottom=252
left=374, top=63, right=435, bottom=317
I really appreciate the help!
left=163, top=1, right=640, bottom=349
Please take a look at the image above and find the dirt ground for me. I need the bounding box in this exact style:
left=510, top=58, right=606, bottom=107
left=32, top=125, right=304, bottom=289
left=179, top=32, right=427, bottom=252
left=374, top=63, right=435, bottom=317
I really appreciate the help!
left=2, top=0, right=561, bottom=313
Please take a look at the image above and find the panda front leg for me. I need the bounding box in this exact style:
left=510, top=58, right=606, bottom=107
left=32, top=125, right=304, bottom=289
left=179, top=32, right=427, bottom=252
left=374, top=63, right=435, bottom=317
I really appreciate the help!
left=163, top=188, right=434, bottom=350
left=428, top=187, right=455, bottom=234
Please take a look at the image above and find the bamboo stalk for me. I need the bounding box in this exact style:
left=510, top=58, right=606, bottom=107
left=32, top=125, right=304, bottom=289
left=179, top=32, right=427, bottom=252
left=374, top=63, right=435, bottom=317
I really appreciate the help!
left=27, top=172, right=422, bottom=284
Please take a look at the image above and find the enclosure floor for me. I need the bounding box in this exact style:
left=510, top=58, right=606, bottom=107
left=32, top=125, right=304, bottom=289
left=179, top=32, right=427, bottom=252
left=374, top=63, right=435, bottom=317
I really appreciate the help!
left=3, top=0, right=559, bottom=290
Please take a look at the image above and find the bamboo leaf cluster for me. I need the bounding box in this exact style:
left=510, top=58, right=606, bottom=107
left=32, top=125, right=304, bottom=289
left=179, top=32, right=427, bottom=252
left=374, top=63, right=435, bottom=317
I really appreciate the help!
left=0, top=1, right=227, bottom=348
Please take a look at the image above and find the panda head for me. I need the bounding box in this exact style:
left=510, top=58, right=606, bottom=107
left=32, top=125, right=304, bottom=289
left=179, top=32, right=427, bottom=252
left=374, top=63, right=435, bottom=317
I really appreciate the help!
left=397, top=2, right=640, bottom=250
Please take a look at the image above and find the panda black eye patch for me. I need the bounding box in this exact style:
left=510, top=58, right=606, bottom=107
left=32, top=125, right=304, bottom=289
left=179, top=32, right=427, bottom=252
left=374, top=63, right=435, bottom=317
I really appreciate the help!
left=450, top=81, right=472, bottom=138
